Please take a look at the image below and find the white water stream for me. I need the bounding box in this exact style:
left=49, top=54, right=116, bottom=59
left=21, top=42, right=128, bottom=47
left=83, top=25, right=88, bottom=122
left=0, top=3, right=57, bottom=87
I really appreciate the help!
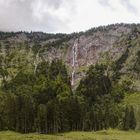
left=71, top=39, right=78, bottom=86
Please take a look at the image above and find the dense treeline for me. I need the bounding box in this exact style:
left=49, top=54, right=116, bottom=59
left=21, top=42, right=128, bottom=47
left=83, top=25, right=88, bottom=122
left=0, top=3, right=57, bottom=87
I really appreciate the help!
left=0, top=59, right=136, bottom=133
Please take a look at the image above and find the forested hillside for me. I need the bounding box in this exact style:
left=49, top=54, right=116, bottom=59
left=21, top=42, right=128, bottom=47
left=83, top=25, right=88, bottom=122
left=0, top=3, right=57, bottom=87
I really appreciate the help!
left=0, top=23, right=140, bottom=133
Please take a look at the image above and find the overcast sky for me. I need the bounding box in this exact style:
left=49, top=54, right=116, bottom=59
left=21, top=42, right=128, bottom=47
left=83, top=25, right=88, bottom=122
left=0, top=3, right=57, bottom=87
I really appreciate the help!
left=0, top=0, right=140, bottom=33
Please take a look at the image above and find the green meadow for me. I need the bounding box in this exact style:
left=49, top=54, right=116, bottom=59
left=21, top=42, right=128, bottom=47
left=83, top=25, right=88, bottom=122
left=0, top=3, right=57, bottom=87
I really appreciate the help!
left=0, top=130, right=140, bottom=140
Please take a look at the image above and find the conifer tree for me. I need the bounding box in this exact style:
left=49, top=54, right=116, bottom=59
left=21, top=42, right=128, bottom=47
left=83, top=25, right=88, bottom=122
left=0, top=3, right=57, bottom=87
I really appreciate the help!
left=129, top=106, right=136, bottom=130
left=123, top=106, right=130, bottom=130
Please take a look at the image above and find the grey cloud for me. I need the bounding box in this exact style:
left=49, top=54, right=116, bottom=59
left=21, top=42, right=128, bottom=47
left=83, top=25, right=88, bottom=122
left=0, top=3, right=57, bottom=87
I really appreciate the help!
left=98, top=0, right=111, bottom=7
left=0, top=0, right=75, bottom=33
left=121, top=0, right=138, bottom=15
left=97, top=0, right=115, bottom=10
left=98, top=0, right=138, bottom=15
left=46, top=0, right=63, bottom=9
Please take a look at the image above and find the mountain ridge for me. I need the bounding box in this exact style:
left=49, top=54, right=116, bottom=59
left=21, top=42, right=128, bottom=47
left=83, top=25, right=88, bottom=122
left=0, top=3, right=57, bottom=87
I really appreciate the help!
left=1, top=23, right=140, bottom=89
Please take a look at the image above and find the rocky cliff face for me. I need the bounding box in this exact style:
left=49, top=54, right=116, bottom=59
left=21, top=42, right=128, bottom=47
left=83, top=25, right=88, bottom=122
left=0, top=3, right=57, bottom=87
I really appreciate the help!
left=0, top=23, right=140, bottom=88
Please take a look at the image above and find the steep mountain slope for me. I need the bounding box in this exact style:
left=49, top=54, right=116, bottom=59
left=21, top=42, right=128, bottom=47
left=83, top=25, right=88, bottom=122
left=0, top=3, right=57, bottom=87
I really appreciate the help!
left=0, top=23, right=140, bottom=89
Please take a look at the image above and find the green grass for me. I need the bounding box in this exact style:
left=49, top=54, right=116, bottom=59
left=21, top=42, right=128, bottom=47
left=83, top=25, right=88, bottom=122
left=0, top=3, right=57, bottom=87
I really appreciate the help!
left=0, top=129, right=140, bottom=140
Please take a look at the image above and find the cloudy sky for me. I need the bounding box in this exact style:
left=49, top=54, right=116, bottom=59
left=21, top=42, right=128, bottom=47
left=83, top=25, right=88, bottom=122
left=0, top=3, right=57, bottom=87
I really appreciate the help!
left=0, top=0, right=140, bottom=33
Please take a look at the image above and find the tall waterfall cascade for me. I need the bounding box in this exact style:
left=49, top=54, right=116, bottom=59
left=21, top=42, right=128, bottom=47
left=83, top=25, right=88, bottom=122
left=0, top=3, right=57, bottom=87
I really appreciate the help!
left=71, top=39, right=79, bottom=86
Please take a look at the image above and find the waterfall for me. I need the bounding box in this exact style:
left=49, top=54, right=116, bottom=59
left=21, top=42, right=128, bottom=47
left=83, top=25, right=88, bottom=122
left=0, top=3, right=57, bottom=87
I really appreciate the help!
left=71, top=39, right=78, bottom=86
left=34, top=50, right=40, bottom=74
left=71, top=71, right=74, bottom=86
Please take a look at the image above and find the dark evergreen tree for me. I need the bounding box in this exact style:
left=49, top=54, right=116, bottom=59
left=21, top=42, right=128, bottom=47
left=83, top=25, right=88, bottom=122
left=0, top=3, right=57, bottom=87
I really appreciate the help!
left=129, top=106, right=136, bottom=130
left=123, top=106, right=130, bottom=130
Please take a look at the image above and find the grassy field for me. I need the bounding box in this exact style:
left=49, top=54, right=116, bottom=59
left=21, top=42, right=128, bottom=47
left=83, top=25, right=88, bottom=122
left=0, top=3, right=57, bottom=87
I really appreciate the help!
left=0, top=130, right=140, bottom=140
